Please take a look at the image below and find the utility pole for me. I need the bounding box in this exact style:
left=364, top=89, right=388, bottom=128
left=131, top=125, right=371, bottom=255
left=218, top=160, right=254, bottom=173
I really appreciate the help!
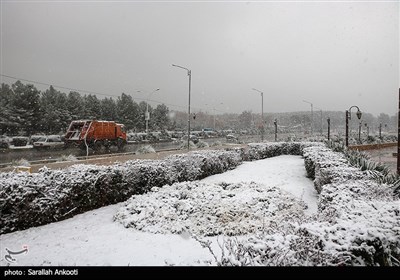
left=252, top=88, right=264, bottom=142
left=397, top=88, right=400, bottom=175
left=172, top=64, right=191, bottom=150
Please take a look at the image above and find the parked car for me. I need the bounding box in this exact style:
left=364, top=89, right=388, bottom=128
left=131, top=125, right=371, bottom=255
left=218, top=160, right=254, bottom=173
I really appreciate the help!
left=182, top=134, right=199, bottom=144
left=29, top=134, right=46, bottom=145
left=0, top=135, right=11, bottom=149
left=12, top=136, right=29, bottom=147
left=33, top=135, right=65, bottom=150
left=226, top=134, right=238, bottom=142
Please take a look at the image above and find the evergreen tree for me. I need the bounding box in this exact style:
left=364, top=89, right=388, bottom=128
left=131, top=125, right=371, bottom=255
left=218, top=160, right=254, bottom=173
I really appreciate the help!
left=83, top=94, right=102, bottom=119
left=101, top=97, right=118, bottom=121
left=116, top=93, right=140, bottom=130
left=11, top=81, right=41, bottom=135
left=66, top=91, right=85, bottom=120
left=0, top=83, right=20, bottom=134
left=150, top=104, right=170, bottom=131
left=40, top=86, right=72, bottom=134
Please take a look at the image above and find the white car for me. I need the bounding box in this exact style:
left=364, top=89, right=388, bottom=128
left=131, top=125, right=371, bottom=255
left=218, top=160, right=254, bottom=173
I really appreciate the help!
left=33, top=135, right=65, bottom=150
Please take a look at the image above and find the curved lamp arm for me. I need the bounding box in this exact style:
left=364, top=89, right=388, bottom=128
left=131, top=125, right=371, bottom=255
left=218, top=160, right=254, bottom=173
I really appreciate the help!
left=348, top=105, right=362, bottom=120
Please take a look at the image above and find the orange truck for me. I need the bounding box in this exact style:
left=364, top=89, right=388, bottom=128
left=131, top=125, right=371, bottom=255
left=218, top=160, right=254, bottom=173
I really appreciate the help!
left=64, top=120, right=127, bottom=151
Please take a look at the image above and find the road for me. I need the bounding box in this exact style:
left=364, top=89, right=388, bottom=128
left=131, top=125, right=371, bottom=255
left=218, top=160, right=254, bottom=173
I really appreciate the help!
left=0, top=135, right=263, bottom=168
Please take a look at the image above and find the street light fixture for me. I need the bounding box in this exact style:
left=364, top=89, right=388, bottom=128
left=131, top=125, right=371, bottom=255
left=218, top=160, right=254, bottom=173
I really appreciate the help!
left=252, top=88, right=264, bottom=142
left=303, top=100, right=313, bottom=136
left=137, top=88, right=160, bottom=134
left=345, top=105, right=362, bottom=147
left=172, top=64, right=192, bottom=151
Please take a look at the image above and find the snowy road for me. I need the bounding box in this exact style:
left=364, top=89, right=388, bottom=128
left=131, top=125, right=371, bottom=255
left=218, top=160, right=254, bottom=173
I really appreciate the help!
left=0, top=155, right=317, bottom=266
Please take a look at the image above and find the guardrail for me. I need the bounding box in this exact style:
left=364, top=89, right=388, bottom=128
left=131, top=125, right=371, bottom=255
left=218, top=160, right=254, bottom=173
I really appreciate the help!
left=348, top=142, right=397, bottom=151
left=0, top=147, right=181, bottom=169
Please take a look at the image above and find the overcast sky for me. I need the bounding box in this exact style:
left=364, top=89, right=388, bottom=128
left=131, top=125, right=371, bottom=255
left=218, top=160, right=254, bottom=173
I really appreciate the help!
left=1, top=0, right=398, bottom=116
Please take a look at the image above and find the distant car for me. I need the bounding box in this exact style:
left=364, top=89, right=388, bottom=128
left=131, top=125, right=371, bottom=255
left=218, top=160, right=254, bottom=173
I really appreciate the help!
left=29, top=135, right=46, bottom=145
left=182, top=134, right=199, bottom=144
left=12, top=136, right=29, bottom=147
left=226, top=134, right=238, bottom=142
left=0, top=135, right=11, bottom=149
left=33, top=135, right=64, bottom=150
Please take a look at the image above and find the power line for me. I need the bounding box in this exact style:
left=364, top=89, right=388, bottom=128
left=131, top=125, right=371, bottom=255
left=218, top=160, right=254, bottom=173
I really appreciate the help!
left=0, top=73, right=196, bottom=111
left=1, top=74, right=113, bottom=97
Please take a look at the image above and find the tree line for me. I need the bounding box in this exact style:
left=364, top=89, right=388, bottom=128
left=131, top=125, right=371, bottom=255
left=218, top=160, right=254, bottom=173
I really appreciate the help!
left=0, top=81, right=171, bottom=135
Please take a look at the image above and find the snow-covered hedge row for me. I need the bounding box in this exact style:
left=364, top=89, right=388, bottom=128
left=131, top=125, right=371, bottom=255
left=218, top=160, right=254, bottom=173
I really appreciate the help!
left=216, top=145, right=400, bottom=266
left=238, top=142, right=324, bottom=161
left=0, top=149, right=243, bottom=234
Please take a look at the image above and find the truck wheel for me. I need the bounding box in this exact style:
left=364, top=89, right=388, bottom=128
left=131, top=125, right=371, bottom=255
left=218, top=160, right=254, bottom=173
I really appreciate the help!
left=117, top=139, right=126, bottom=151
left=93, top=140, right=103, bottom=151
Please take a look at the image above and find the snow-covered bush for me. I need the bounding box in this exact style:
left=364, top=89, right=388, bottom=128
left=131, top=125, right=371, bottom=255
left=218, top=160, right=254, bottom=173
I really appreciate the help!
left=114, top=181, right=307, bottom=236
left=136, top=145, right=156, bottom=154
left=11, top=158, right=31, bottom=167
left=211, top=141, right=222, bottom=147
left=196, top=140, right=209, bottom=148
left=179, top=140, right=197, bottom=150
left=57, top=154, right=78, bottom=162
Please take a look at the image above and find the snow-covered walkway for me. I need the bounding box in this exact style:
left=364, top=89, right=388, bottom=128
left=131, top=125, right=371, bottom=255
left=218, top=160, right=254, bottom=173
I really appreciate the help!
left=0, top=155, right=317, bottom=266
left=201, top=155, right=318, bottom=214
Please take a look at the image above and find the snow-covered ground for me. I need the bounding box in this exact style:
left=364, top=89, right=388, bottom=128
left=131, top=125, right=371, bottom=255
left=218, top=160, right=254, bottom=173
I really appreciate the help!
left=201, top=155, right=318, bottom=214
left=0, top=155, right=316, bottom=266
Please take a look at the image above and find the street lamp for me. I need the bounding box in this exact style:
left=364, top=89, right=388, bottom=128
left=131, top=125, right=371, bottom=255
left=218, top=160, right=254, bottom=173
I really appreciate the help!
left=315, top=107, right=323, bottom=136
left=137, top=88, right=160, bottom=134
left=172, top=64, right=192, bottom=150
left=252, top=88, right=264, bottom=142
left=303, top=100, right=313, bottom=136
left=327, top=117, right=331, bottom=141
left=345, top=105, right=362, bottom=147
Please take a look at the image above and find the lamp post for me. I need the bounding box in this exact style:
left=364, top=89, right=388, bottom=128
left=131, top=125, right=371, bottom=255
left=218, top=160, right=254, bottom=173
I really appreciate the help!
left=137, top=88, right=160, bottom=134
left=303, top=100, right=313, bottom=137
left=315, top=107, right=323, bottom=136
left=252, top=88, right=264, bottom=142
left=345, top=105, right=362, bottom=147
left=327, top=117, right=331, bottom=141
left=172, top=64, right=191, bottom=150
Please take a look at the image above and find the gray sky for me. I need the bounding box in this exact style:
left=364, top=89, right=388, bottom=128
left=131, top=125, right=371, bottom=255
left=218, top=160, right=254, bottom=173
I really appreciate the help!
left=1, top=0, right=398, bottom=116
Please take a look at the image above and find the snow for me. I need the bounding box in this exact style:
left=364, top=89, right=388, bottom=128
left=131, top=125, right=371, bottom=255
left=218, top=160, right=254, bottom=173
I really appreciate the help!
left=0, top=204, right=215, bottom=266
left=1, top=143, right=398, bottom=266
left=0, top=155, right=315, bottom=266
left=201, top=155, right=318, bottom=214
